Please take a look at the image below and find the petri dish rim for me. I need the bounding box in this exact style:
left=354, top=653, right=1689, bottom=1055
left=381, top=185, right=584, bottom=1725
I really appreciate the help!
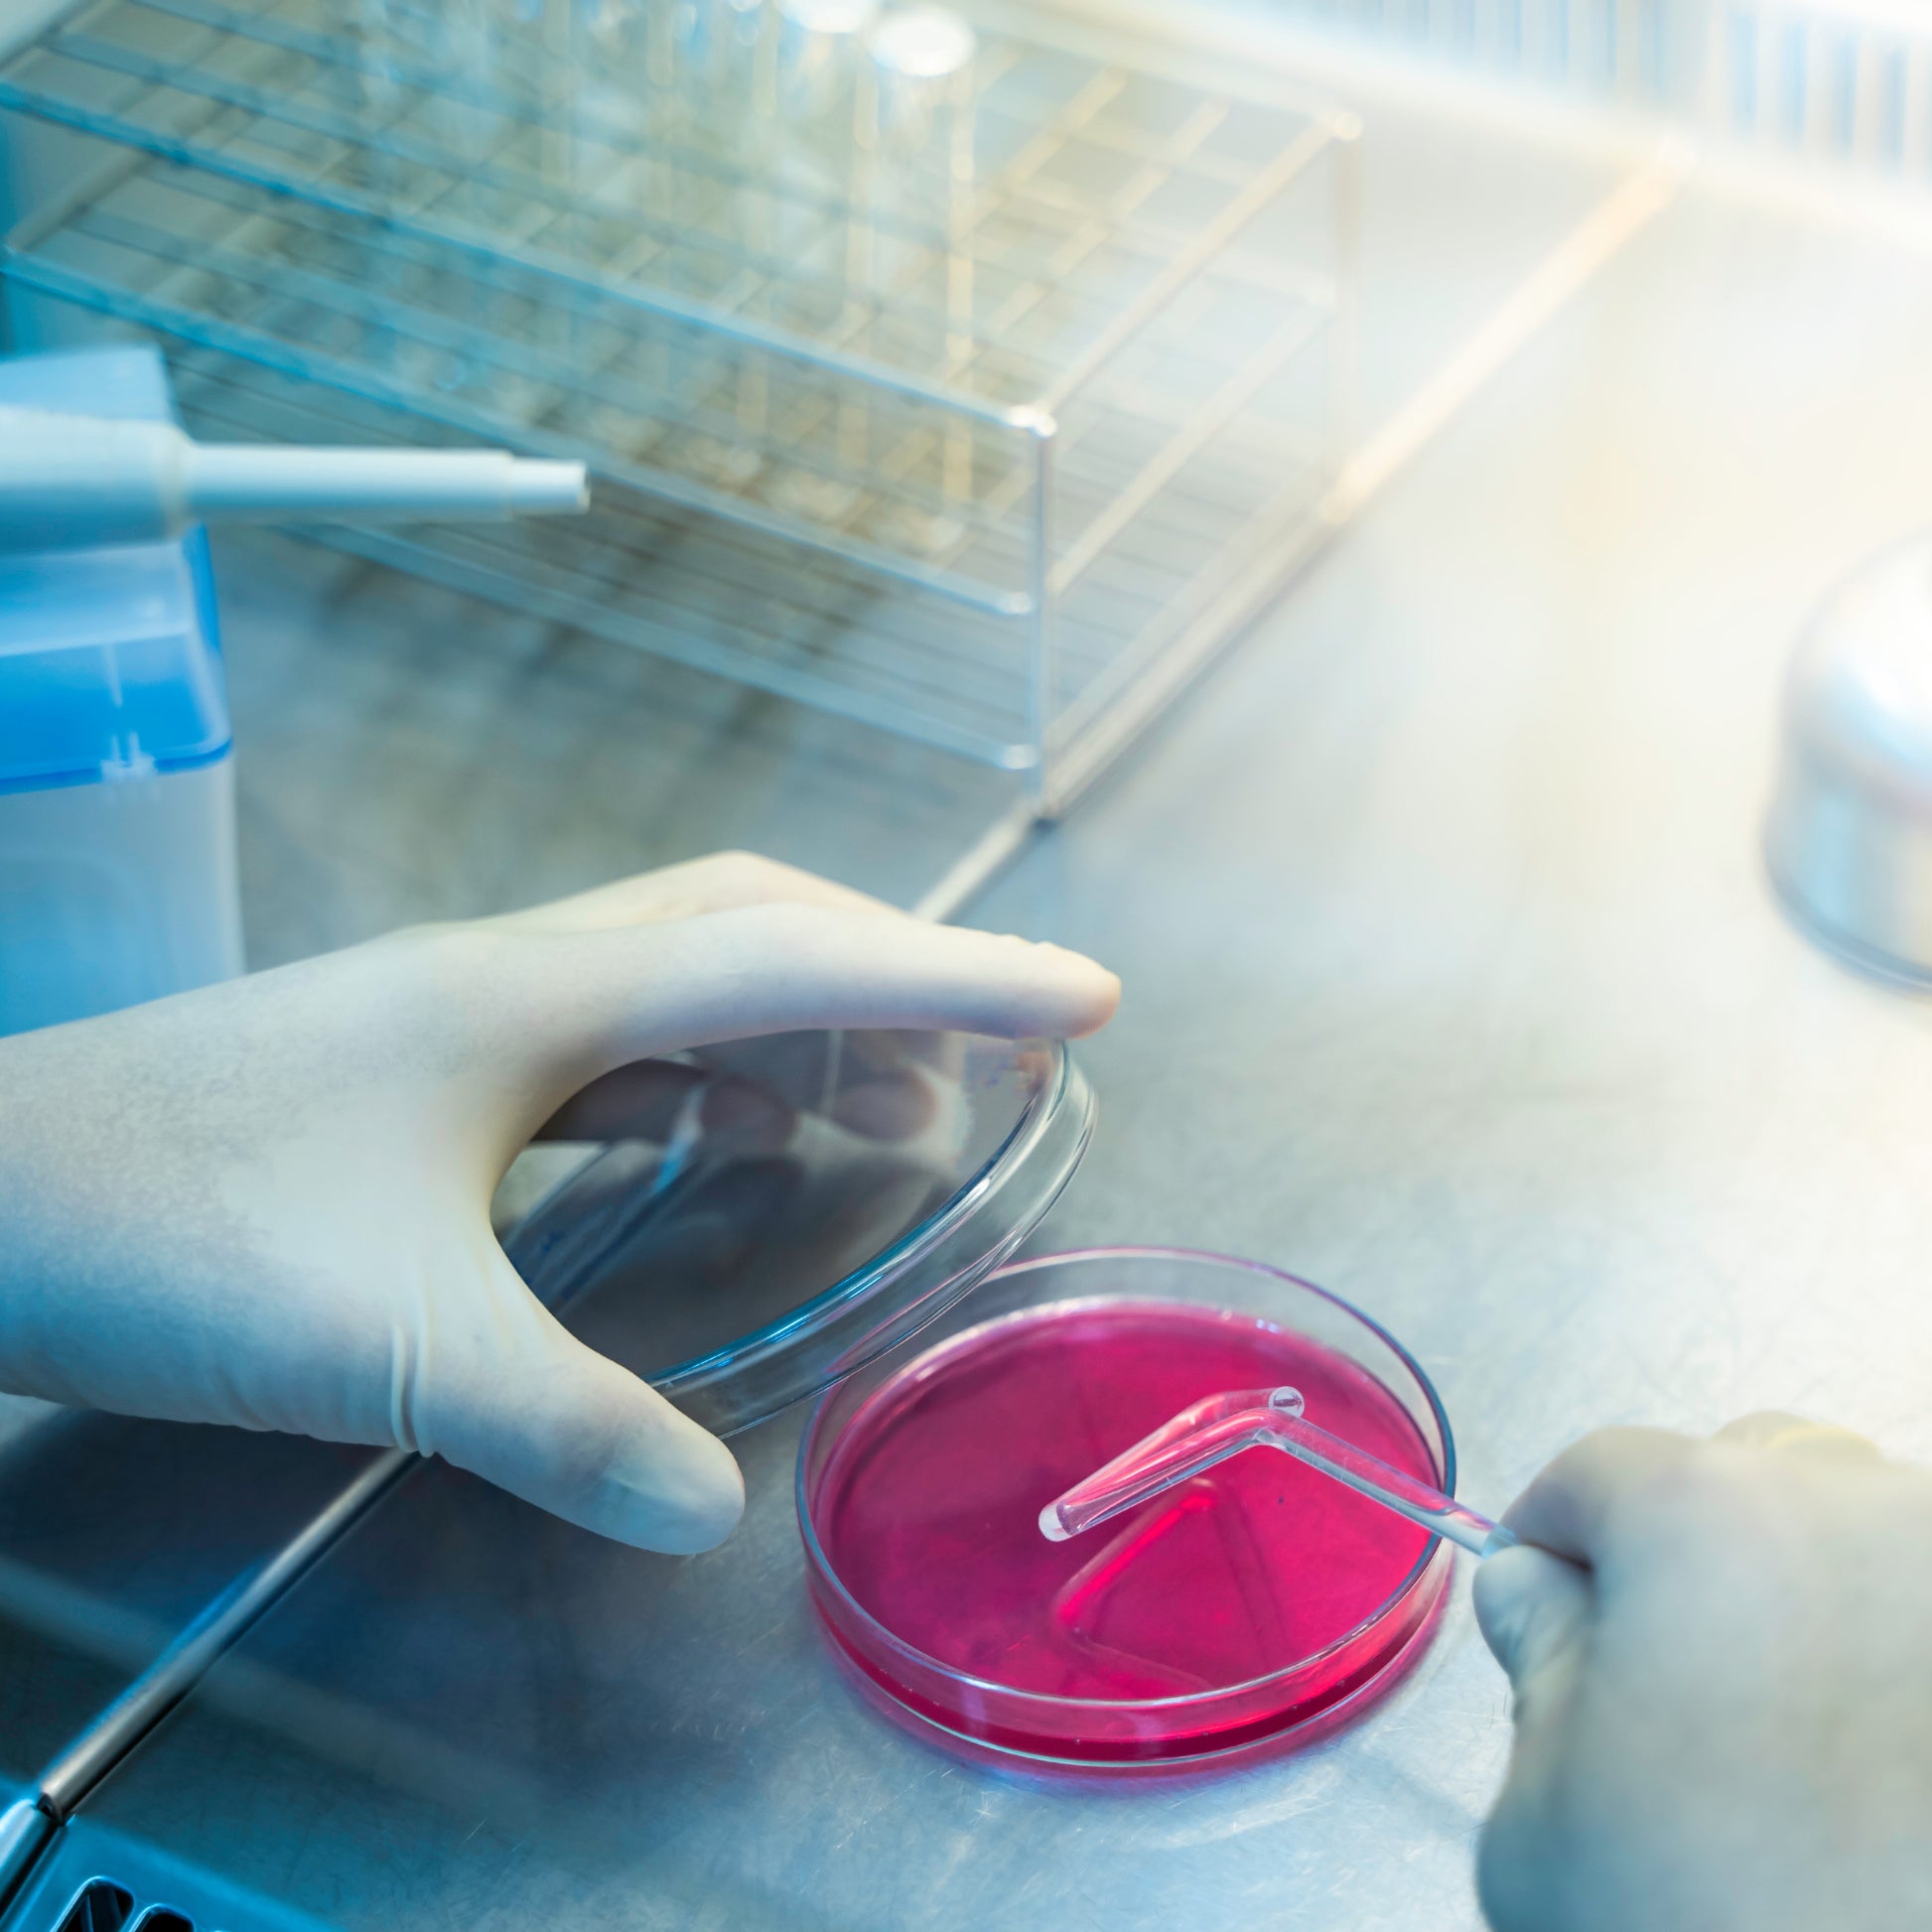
left=796, top=1247, right=1457, bottom=1727
left=649, top=1039, right=1081, bottom=1398
left=817, top=1582, right=1451, bottom=1775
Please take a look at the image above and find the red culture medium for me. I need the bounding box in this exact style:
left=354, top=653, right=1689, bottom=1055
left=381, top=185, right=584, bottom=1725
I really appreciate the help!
left=806, top=1297, right=1450, bottom=1765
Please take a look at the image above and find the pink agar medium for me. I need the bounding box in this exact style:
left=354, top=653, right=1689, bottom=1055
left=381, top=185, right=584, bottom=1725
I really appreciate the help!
left=807, top=1298, right=1449, bottom=1762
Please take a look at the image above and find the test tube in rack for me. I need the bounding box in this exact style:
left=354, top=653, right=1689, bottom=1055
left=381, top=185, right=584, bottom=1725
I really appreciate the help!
left=765, top=0, right=880, bottom=528
left=865, top=5, right=977, bottom=548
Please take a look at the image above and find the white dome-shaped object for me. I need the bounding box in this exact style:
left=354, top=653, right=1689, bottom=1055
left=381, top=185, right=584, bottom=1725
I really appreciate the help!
left=1767, top=533, right=1932, bottom=987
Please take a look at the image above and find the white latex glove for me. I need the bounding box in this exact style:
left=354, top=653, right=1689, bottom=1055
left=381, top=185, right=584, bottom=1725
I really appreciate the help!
left=1473, top=1414, right=1932, bottom=1932
left=0, top=853, right=1119, bottom=1554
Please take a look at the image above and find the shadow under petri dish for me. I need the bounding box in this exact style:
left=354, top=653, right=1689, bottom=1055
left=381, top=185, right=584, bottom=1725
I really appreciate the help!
left=810, top=1298, right=1447, bottom=1759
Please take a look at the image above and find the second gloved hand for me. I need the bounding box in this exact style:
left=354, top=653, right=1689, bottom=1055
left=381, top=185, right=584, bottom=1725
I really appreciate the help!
left=1473, top=1414, right=1932, bottom=1932
left=0, top=853, right=1120, bottom=1555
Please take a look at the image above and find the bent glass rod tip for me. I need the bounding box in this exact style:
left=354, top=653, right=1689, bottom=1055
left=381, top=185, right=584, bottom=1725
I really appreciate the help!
left=1038, top=1381, right=1510, bottom=1560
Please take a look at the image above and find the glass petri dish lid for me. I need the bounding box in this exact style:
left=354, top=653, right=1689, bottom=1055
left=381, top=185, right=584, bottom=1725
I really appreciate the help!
left=502, top=1029, right=1094, bottom=1436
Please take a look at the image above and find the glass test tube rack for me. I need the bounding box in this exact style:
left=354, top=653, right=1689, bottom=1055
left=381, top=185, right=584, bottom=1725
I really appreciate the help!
left=0, top=0, right=1360, bottom=805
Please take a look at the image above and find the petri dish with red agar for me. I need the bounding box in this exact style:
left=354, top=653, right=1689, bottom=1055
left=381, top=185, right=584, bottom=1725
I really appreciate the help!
left=798, top=1249, right=1455, bottom=1768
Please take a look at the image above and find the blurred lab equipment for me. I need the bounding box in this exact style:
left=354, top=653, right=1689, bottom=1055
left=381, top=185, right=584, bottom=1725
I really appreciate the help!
left=1767, top=535, right=1932, bottom=989
left=0, top=343, right=587, bottom=1036
left=0, top=0, right=1361, bottom=896
left=1103, top=0, right=1932, bottom=191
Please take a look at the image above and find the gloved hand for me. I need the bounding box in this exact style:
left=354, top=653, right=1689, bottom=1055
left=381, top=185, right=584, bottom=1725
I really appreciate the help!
left=0, top=853, right=1119, bottom=1554
left=1473, top=1413, right=1932, bottom=1932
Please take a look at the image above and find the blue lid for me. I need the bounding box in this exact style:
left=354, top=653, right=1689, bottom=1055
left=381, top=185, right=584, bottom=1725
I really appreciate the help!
left=0, top=346, right=229, bottom=794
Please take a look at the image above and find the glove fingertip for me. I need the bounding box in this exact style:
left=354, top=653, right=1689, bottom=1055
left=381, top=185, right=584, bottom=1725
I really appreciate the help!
left=1474, top=1544, right=1592, bottom=1687
left=600, top=1410, right=746, bottom=1554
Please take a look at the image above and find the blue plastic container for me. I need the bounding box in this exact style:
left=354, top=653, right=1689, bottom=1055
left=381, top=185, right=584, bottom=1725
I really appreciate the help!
left=0, top=345, right=243, bottom=1035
